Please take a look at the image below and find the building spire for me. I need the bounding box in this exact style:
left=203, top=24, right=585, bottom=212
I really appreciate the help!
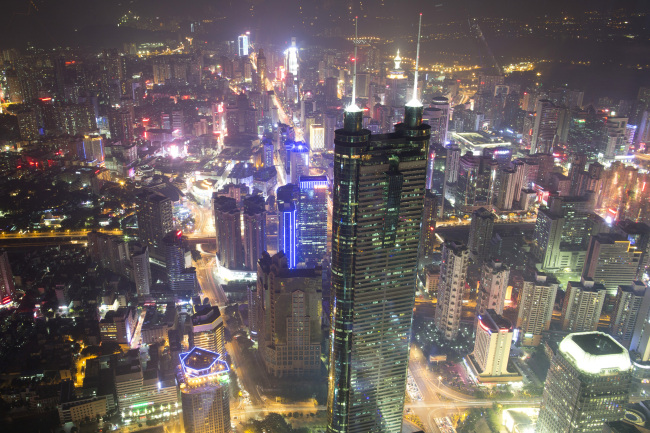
left=407, top=13, right=423, bottom=108
left=345, top=16, right=361, bottom=113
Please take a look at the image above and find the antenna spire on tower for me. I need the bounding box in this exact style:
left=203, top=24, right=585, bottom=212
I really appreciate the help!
left=346, top=16, right=361, bottom=113
left=407, top=13, right=423, bottom=108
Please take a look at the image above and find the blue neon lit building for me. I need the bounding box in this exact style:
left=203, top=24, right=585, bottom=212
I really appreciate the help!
left=298, top=175, right=328, bottom=266
left=179, top=347, right=230, bottom=433
left=277, top=184, right=298, bottom=269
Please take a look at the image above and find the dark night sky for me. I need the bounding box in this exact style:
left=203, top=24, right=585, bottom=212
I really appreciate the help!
left=1, top=0, right=649, bottom=50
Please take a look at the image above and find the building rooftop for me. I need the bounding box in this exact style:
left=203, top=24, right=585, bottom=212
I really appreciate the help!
left=559, top=332, right=631, bottom=375
left=478, top=309, right=512, bottom=333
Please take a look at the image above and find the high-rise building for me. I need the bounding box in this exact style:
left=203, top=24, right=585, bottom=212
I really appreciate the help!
left=190, top=305, right=225, bottom=356
left=254, top=252, right=322, bottom=378
left=435, top=241, right=470, bottom=340
left=428, top=96, right=450, bottom=144
left=611, top=281, right=650, bottom=348
left=242, top=195, right=266, bottom=272
left=136, top=190, right=174, bottom=261
left=614, top=220, right=650, bottom=280
left=164, top=230, right=188, bottom=290
left=533, top=193, right=596, bottom=273
left=426, top=142, right=447, bottom=216
left=468, top=207, right=496, bottom=264
left=284, top=37, right=298, bottom=77
left=470, top=309, right=515, bottom=380
left=582, top=233, right=642, bottom=295
left=79, top=134, right=104, bottom=163
left=454, top=152, right=481, bottom=210
left=326, top=80, right=429, bottom=432
left=256, top=49, right=266, bottom=91
left=298, top=175, right=328, bottom=266
left=179, top=347, right=230, bottom=433
left=238, top=33, right=249, bottom=57
left=214, top=195, right=243, bottom=270
left=531, top=99, right=559, bottom=154
left=131, top=245, right=151, bottom=297
left=289, top=142, right=310, bottom=184
left=496, top=168, right=518, bottom=210
left=276, top=184, right=298, bottom=269
left=476, top=260, right=510, bottom=321
left=516, top=272, right=559, bottom=346
left=418, top=191, right=438, bottom=262
left=561, top=279, right=607, bottom=332
left=99, top=307, right=136, bottom=345
left=0, top=250, right=15, bottom=304
left=537, top=332, right=631, bottom=433
left=309, top=124, right=325, bottom=152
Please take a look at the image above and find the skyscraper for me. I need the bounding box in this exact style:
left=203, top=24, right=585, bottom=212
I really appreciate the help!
left=298, top=175, right=328, bottom=266
left=537, top=332, right=631, bottom=433
left=254, top=252, right=322, bottom=378
left=289, top=142, right=310, bottom=184
left=190, top=305, right=225, bottom=356
left=418, top=191, right=438, bottom=262
left=238, top=33, right=249, bottom=57
left=476, top=260, right=510, bottom=323
left=277, top=184, right=298, bottom=269
left=214, top=195, right=243, bottom=270
left=468, top=207, right=496, bottom=264
left=611, top=281, right=650, bottom=348
left=131, top=245, right=151, bottom=297
left=469, top=309, right=515, bottom=381
left=163, top=230, right=198, bottom=294
left=179, top=347, right=231, bottom=433
left=426, top=143, right=447, bottom=216
left=242, top=195, right=266, bottom=272
left=136, top=190, right=174, bottom=262
left=531, top=99, right=559, bottom=154
left=0, top=250, right=15, bottom=304
left=582, top=233, right=641, bottom=295
left=561, top=279, right=607, bottom=332
left=256, top=49, right=266, bottom=91
left=516, top=272, right=559, bottom=346
left=327, top=21, right=429, bottom=431
left=435, top=241, right=470, bottom=340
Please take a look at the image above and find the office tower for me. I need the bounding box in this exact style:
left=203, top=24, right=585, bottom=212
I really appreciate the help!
left=242, top=195, right=266, bottom=272
left=435, top=241, right=470, bottom=340
left=582, top=233, right=641, bottom=295
left=426, top=143, right=447, bottom=216
left=444, top=143, right=461, bottom=186
left=430, top=96, right=450, bottom=143
left=77, top=134, right=104, bottom=163
left=254, top=252, right=322, bottom=377
left=530, top=99, right=559, bottom=154
left=179, top=347, right=230, bottom=433
left=476, top=260, right=510, bottom=320
left=517, top=272, right=559, bottom=346
left=285, top=37, right=298, bottom=77
left=454, top=152, right=481, bottom=209
left=418, top=191, right=438, bottom=262
left=385, top=50, right=408, bottom=107
left=611, top=281, right=650, bottom=348
left=238, top=33, right=249, bottom=57
left=496, top=167, right=518, bottom=210
left=533, top=193, right=596, bottom=273
left=172, top=110, right=184, bottom=134
left=468, top=207, right=496, bottom=264
left=289, top=142, right=309, bottom=184
left=256, top=49, right=266, bottom=91
left=537, top=332, right=631, bottom=433
left=131, top=246, right=151, bottom=297
left=164, top=230, right=187, bottom=288
left=0, top=251, right=15, bottom=304
left=613, top=220, right=650, bottom=279
left=327, top=34, right=429, bottom=431
left=136, top=190, right=174, bottom=261
left=323, top=111, right=338, bottom=151
left=309, top=124, right=325, bottom=151
left=470, top=310, right=514, bottom=379
left=561, top=279, right=607, bottom=332
left=190, top=305, right=225, bottom=356
left=276, top=184, right=298, bottom=268
left=298, top=175, right=328, bottom=266
left=99, top=307, right=136, bottom=345
left=214, top=195, right=243, bottom=270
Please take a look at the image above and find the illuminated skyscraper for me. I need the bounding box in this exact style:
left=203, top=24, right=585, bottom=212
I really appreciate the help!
left=179, top=347, right=231, bottom=433
left=435, top=241, right=470, bottom=340
left=190, top=305, right=225, bottom=356
left=561, top=279, right=607, bottom=333
left=531, top=99, right=559, bottom=154
left=214, top=195, right=243, bottom=270
left=285, top=37, right=298, bottom=78
left=327, top=15, right=429, bottom=432
left=611, top=281, right=650, bottom=348
left=537, top=332, right=631, bottom=433
left=0, top=251, right=15, bottom=304
left=243, top=195, right=266, bottom=272
left=277, top=184, right=298, bottom=269
left=470, top=309, right=515, bottom=380
left=516, top=272, right=559, bottom=346
left=476, top=260, right=510, bottom=322
left=238, top=33, right=249, bottom=57
left=298, top=175, right=328, bottom=266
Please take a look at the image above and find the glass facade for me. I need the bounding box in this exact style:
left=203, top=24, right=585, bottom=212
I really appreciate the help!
left=298, top=175, right=329, bottom=266
left=326, top=108, right=429, bottom=433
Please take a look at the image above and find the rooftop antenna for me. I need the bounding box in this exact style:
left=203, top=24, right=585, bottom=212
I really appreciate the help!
left=407, top=13, right=423, bottom=107
left=346, top=16, right=361, bottom=112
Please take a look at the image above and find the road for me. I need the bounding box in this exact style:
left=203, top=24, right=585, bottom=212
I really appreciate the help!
left=0, top=229, right=123, bottom=238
